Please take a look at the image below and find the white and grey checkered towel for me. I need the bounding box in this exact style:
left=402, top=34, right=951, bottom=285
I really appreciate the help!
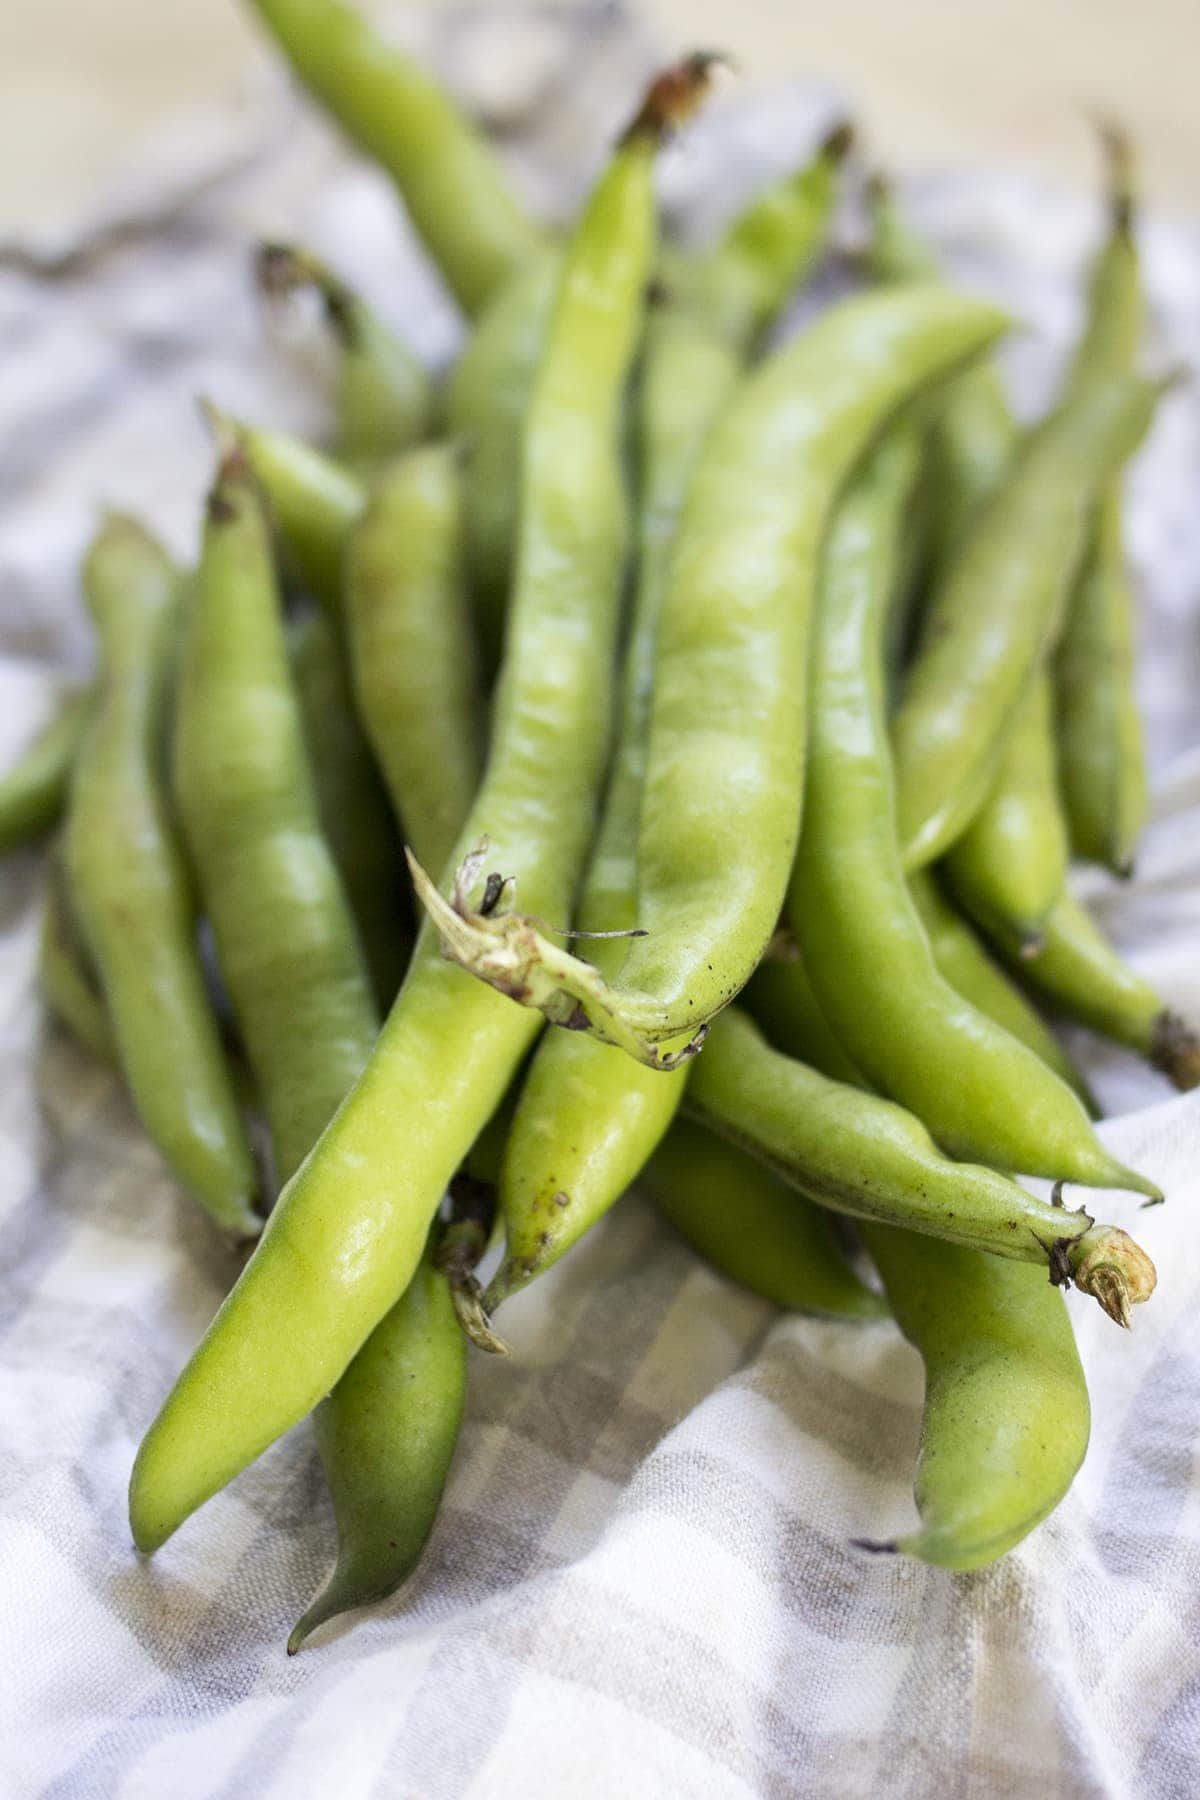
left=3, top=8, right=1200, bottom=1796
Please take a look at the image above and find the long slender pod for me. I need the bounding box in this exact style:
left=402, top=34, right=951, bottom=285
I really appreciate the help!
left=245, top=0, right=547, bottom=316
left=172, top=449, right=378, bottom=1187
left=686, top=1008, right=1155, bottom=1325
left=66, top=518, right=260, bottom=1237
left=892, top=372, right=1161, bottom=870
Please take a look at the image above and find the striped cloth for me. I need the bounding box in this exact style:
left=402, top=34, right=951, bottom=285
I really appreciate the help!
left=3, top=9, right=1200, bottom=1796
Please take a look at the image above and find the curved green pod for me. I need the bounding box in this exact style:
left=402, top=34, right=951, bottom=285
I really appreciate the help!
left=173, top=450, right=378, bottom=1192
left=246, top=0, right=547, bottom=317
left=289, top=1229, right=466, bottom=1652
left=687, top=1007, right=1156, bottom=1323
left=892, top=372, right=1162, bottom=871
left=0, top=686, right=91, bottom=858
left=1008, top=890, right=1200, bottom=1091
left=258, top=243, right=434, bottom=472
left=66, top=517, right=259, bottom=1238
left=858, top=1222, right=1090, bottom=1570
left=645, top=1118, right=886, bottom=1320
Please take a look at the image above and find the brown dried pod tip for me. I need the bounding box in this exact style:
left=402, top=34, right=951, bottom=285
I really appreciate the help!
left=620, top=52, right=730, bottom=146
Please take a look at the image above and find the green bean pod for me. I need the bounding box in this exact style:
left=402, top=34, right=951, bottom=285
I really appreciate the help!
left=38, top=859, right=115, bottom=1063
left=866, top=173, right=1018, bottom=571
left=443, top=250, right=562, bottom=670
left=1006, top=891, right=1200, bottom=1090
left=1055, top=124, right=1146, bottom=874
left=129, top=60, right=693, bottom=1553
left=419, top=285, right=1011, bottom=1063
left=745, top=953, right=868, bottom=1088
left=907, top=869, right=1092, bottom=1107
left=246, top=0, right=547, bottom=317
left=1062, top=122, right=1141, bottom=408
left=289, top=606, right=410, bottom=1006
left=644, top=1118, right=886, bottom=1320
left=687, top=1007, right=1156, bottom=1324
left=66, top=517, right=259, bottom=1237
left=257, top=243, right=433, bottom=471
left=893, top=372, right=1162, bottom=871
left=225, top=414, right=363, bottom=614
left=173, top=449, right=378, bottom=1190
left=345, top=443, right=484, bottom=876
left=1056, top=489, right=1147, bottom=875
left=790, top=435, right=1153, bottom=1194
left=944, top=668, right=1069, bottom=955
left=0, top=686, right=91, bottom=857
left=857, top=1222, right=1090, bottom=1569
left=288, top=1225, right=466, bottom=1652
left=678, top=119, right=852, bottom=354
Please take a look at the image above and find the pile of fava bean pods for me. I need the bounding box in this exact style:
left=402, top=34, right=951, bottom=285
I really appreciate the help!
left=5, top=0, right=1197, bottom=1646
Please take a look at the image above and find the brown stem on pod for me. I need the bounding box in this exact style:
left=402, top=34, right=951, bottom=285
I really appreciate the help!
left=1151, top=1010, right=1200, bottom=1092
left=620, top=53, right=728, bottom=146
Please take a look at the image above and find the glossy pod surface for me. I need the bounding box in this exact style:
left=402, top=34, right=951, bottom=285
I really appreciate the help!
left=129, top=85, right=671, bottom=1551
left=860, top=1222, right=1090, bottom=1569
left=66, top=518, right=259, bottom=1237
left=789, top=435, right=1148, bottom=1190
left=688, top=1010, right=1104, bottom=1264
left=172, top=453, right=378, bottom=1190
left=893, top=373, right=1161, bottom=871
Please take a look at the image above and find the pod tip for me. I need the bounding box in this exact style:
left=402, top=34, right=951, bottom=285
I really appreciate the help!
left=620, top=53, right=728, bottom=146
left=1152, top=1010, right=1200, bottom=1092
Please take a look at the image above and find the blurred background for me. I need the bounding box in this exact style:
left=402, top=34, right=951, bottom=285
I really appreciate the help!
left=6, top=0, right=1200, bottom=240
